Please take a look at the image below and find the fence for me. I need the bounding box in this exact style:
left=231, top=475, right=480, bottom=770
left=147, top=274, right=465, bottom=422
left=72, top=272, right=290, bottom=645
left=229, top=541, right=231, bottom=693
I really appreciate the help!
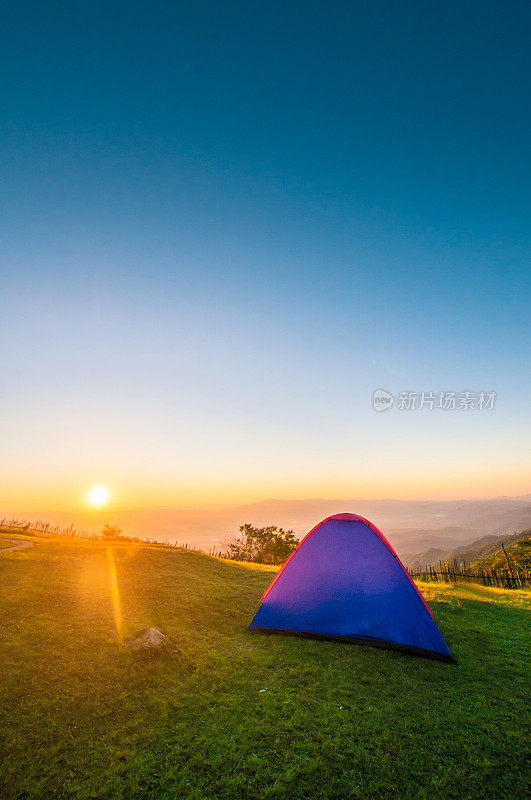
left=5, top=518, right=526, bottom=585
left=0, top=517, right=200, bottom=553
left=408, top=560, right=529, bottom=589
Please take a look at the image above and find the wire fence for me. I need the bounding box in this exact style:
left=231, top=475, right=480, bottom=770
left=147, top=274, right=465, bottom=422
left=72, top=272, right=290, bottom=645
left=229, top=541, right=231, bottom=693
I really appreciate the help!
left=0, top=517, right=202, bottom=553
left=408, top=559, right=529, bottom=589
left=3, top=516, right=528, bottom=588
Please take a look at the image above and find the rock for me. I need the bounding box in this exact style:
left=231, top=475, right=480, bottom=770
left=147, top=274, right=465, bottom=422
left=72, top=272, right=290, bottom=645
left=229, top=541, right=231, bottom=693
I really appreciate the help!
left=124, top=627, right=168, bottom=650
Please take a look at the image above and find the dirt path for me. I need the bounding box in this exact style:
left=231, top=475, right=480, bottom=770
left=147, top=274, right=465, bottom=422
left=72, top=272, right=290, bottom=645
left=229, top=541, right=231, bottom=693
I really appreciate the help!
left=0, top=538, right=34, bottom=553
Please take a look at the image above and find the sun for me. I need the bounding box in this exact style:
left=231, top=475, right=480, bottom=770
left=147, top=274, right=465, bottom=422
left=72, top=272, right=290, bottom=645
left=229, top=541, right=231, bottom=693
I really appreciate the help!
left=87, top=485, right=110, bottom=507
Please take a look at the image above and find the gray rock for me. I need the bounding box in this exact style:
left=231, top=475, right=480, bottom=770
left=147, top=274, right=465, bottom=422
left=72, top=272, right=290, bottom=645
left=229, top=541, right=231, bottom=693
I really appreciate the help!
left=124, top=627, right=167, bottom=650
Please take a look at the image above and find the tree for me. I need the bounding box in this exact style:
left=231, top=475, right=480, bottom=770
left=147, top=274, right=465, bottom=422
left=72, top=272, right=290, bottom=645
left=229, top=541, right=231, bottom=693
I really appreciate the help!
left=101, top=524, right=123, bottom=541
left=225, top=523, right=299, bottom=565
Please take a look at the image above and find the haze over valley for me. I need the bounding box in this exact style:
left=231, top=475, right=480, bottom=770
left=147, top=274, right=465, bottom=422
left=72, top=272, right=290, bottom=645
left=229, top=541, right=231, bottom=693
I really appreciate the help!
left=7, top=493, right=530, bottom=568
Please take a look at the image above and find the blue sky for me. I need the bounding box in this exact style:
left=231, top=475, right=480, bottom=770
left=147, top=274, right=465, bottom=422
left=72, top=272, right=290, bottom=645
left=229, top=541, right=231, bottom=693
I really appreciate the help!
left=1, top=1, right=530, bottom=509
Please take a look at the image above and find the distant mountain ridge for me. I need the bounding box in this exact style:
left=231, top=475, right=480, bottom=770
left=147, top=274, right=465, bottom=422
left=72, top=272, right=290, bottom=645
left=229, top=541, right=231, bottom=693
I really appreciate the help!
left=5, top=494, right=531, bottom=556
left=400, top=531, right=529, bottom=571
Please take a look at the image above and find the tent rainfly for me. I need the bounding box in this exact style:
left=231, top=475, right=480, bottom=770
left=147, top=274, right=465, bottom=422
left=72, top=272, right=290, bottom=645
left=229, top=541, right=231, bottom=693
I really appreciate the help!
left=248, top=513, right=452, bottom=661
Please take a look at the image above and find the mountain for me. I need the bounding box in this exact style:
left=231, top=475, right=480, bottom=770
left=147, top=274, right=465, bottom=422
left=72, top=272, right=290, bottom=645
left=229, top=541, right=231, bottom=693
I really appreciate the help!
left=472, top=531, right=531, bottom=571
left=401, top=530, right=531, bottom=571
left=4, top=494, right=530, bottom=553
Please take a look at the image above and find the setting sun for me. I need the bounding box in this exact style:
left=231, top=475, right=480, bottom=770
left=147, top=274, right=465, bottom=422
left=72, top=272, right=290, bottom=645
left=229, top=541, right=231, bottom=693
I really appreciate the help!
left=86, top=485, right=110, bottom=507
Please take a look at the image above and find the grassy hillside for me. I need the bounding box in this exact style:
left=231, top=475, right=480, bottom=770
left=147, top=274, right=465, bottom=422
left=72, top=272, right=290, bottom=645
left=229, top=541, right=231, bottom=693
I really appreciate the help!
left=1, top=531, right=529, bottom=800
left=472, top=531, right=531, bottom=572
left=402, top=529, right=531, bottom=571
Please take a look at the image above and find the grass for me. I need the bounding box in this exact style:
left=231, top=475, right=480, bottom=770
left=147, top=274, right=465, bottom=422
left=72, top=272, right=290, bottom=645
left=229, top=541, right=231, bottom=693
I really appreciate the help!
left=0, top=531, right=529, bottom=800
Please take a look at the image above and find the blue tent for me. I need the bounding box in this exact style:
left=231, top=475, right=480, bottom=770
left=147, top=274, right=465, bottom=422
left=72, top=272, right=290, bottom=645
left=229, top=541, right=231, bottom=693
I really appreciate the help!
left=249, top=513, right=452, bottom=661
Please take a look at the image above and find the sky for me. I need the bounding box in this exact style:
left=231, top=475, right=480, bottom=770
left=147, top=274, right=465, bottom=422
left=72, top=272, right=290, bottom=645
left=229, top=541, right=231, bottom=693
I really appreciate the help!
left=1, top=1, right=530, bottom=512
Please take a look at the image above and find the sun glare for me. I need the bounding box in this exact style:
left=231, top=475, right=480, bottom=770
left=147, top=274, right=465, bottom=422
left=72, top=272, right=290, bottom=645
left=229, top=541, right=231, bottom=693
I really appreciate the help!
left=87, top=485, right=110, bottom=507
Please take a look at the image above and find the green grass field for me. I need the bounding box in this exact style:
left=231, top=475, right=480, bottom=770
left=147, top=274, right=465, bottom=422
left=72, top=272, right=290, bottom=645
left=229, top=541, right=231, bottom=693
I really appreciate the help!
left=1, top=531, right=529, bottom=800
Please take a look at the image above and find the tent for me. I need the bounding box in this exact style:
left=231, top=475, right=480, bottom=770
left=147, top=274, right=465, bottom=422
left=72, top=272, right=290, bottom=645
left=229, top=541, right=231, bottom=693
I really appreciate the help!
left=248, top=513, right=452, bottom=661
